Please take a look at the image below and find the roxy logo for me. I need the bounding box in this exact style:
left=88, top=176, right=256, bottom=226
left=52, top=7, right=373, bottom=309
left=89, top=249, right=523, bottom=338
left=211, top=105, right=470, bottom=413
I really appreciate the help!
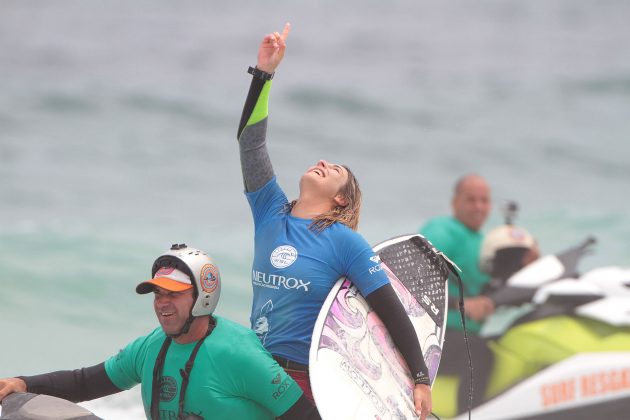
left=270, top=245, right=298, bottom=269
left=368, top=254, right=383, bottom=274
left=272, top=378, right=292, bottom=400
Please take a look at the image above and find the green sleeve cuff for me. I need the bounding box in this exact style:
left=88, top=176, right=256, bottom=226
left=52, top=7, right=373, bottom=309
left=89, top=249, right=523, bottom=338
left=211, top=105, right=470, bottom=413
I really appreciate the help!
left=247, top=80, right=272, bottom=126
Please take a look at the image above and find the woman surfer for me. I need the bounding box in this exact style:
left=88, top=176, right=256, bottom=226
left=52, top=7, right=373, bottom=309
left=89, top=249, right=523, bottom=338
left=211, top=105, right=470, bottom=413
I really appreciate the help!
left=236, top=23, right=432, bottom=419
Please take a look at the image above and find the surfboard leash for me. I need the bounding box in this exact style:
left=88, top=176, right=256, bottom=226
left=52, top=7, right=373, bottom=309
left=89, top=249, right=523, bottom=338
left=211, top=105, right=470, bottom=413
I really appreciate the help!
left=453, top=268, right=473, bottom=420
left=439, top=255, right=473, bottom=420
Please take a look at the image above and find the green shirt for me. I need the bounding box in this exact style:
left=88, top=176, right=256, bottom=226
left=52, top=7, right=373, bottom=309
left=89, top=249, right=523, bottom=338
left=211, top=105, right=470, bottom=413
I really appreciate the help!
left=104, top=315, right=303, bottom=420
left=420, top=216, right=489, bottom=334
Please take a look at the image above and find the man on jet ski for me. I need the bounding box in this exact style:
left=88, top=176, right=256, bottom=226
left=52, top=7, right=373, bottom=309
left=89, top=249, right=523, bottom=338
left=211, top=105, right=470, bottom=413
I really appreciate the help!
left=0, top=244, right=320, bottom=420
left=420, top=174, right=495, bottom=413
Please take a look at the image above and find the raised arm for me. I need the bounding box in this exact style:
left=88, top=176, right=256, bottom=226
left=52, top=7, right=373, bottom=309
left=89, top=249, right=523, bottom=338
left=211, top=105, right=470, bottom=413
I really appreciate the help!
left=237, top=23, right=290, bottom=193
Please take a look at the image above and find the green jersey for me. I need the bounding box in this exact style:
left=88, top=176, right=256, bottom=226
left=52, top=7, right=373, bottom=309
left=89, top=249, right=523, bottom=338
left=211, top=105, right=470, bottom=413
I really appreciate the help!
left=420, top=216, right=489, bottom=333
left=104, top=315, right=303, bottom=419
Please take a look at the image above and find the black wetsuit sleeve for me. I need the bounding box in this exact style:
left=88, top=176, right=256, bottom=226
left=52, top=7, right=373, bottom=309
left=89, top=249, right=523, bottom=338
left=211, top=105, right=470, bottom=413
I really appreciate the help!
left=277, top=394, right=321, bottom=420
left=18, top=363, right=123, bottom=403
left=366, top=284, right=430, bottom=383
left=237, top=77, right=275, bottom=193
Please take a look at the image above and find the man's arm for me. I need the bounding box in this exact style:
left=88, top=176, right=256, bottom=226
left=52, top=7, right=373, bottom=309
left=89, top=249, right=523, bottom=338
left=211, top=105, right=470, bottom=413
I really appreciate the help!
left=0, top=377, right=27, bottom=402
left=9, top=363, right=122, bottom=403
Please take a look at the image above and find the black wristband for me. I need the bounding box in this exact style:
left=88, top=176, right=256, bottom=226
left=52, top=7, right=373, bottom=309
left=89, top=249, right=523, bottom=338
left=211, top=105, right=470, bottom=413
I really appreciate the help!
left=248, top=66, right=274, bottom=81
left=414, top=372, right=431, bottom=386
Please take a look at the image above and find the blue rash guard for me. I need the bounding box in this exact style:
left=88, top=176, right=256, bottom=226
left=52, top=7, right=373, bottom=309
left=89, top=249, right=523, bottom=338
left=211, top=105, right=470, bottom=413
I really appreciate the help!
left=246, top=177, right=389, bottom=365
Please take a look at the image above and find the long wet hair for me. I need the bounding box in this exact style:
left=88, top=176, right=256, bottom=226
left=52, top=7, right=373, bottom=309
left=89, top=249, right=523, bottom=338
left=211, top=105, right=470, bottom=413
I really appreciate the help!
left=287, top=165, right=362, bottom=232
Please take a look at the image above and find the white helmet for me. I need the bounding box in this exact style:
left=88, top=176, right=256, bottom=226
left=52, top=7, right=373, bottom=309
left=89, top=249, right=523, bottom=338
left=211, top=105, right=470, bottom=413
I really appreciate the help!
left=480, top=225, right=536, bottom=277
left=136, top=243, right=221, bottom=317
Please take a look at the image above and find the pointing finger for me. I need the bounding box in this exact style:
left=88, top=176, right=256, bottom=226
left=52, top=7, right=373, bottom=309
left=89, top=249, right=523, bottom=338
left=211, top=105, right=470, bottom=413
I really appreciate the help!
left=280, top=22, right=291, bottom=41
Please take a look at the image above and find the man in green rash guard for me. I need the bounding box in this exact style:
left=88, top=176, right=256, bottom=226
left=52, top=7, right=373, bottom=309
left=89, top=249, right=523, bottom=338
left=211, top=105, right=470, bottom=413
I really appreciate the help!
left=419, top=174, right=495, bottom=413
left=0, top=244, right=320, bottom=420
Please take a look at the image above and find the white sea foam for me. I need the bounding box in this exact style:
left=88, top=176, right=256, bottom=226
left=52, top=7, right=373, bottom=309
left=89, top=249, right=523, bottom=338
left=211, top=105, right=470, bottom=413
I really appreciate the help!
left=79, top=387, right=145, bottom=420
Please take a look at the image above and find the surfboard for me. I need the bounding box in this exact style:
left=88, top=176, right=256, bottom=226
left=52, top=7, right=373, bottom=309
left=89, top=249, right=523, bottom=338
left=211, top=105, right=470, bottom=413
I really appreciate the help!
left=309, top=234, right=452, bottom=419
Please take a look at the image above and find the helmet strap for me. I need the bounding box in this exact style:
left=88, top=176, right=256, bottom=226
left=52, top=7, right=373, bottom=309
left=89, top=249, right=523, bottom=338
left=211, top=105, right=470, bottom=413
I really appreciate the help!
left=166, top=287, right=199, bottom=339
left=167, top=315, right=195, bottom=339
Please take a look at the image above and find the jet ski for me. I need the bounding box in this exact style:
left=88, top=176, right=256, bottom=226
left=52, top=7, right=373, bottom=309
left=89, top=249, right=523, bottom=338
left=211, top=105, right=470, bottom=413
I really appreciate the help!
left=432, top=205, right=630, bottom=419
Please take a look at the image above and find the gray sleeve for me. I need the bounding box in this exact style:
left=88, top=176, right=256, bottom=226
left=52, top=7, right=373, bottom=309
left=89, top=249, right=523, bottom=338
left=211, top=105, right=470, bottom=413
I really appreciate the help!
left=239, top=118, right=275, bottom=193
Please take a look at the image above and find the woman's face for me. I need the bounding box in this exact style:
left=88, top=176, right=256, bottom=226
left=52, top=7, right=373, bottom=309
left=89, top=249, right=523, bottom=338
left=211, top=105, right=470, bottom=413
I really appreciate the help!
left=299, top=159, right=349, bottom=206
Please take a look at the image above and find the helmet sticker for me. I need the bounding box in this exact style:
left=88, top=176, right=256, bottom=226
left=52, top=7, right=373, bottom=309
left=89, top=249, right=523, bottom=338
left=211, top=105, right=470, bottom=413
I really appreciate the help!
left=509, top=227, right=528, bottom=241
left=199, top=264, right=219, bottom=293
left=156, top=267, right=175, bottom=276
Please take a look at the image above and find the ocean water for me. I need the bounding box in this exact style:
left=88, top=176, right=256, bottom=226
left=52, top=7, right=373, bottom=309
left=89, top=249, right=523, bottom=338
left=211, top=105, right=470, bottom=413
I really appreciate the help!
left=1, top=0, right=629, bottom=418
